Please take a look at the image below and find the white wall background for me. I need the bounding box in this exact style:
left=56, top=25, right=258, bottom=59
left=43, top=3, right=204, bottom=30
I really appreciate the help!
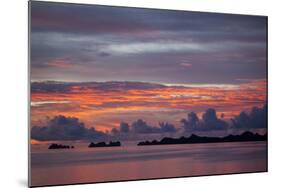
left=1, top=0, right=280, bottom=187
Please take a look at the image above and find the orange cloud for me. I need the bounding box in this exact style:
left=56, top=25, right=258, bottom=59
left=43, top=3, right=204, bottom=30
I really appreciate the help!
left=31, top=80, right=267, bottom=132
left=47, top=58, right=73, bottom=68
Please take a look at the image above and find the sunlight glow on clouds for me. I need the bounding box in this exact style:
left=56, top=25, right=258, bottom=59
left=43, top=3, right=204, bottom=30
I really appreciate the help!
left=31, top=80, right=267, bottom=131
left=31, top=101, right=70, bottom=107
left=30, top=2, right=267, bottom=142
left=104, top=41, right=209, bottom=55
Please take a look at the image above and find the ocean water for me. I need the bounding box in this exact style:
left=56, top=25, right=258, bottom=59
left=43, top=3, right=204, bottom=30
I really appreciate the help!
left=30, top=141, right=267, bottom=187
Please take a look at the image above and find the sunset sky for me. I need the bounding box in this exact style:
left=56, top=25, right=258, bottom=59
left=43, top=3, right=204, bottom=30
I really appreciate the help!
left=30, top=2, right=267, bottom=142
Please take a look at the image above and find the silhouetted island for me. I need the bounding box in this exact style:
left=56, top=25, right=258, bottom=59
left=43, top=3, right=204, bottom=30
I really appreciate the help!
left=137, top=131, right=267, bottom=146
left=48, top=143, right=75, bottom=149
left=88, top=141, right=121, bottom=148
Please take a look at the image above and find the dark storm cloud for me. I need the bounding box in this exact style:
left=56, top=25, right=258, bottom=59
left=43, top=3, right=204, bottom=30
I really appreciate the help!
left=31, top=115, right=107, bottom=141
left=181, top=109, right=228, bottom=131
left=231, top=105, right=267, bottom=129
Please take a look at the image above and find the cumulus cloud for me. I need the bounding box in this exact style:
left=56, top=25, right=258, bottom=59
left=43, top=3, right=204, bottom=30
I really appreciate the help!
left=159, top=122, right=177, bottom=133
left=31, top=115, right=106, bottom=141
left=119, top=122, right=130, bottom=133
left=131, top=119, right=158, bottom=134
left=131, top=119, right=177, bottom=134
left=111, top=122, right=130, bottom=135
left=231, top=104, right=267, bottom=129
left=181, top=109, right=228, bottom=132
left=202, top=109, right=228, bottom=130
left=111, top=119, right=176, bottom=135
left=31, top=106, right=267, bottom=142
left=180, top=111, right=199, bottom=131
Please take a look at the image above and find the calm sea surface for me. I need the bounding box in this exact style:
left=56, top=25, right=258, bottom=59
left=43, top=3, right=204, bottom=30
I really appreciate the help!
left=31, top=141, right=267, bottom=187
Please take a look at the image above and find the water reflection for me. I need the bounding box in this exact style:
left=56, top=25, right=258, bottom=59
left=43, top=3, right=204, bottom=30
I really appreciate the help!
left=31, top=142, right=267, bottom=187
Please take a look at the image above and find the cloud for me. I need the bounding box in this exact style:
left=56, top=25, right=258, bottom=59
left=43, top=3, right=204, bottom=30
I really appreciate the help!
left=131, top=119, right=159, bottom=134
left=31, top=1, right=158, bottom=35
left=158, top=122, right=177, bottom=132
left=181, top=109, right=228, bottom=132
left=111, top=119, right=176, bottom=135
left=31, top=80, right=267, bottom=132
left=31, top=81, right=166, bottom=94
left=104, top=41, right=209, bottom=55
left=180, top=111, right=199, bottom=131
left=119, top=122, right=130, bottom=133
left=30, top=1, right=267, bottom=84
left=231, top=104, right=267, bottom=129
left=201, top=109, right=229, bottom=130
left=31, top=105, right=267, bottom=142
left=31, top=101, right=70, bottom=107
left=31, top=81, right=73, bottom=93
left=98, top=52, right=111, bottom=57
left=31, top=115, right=106, bottom=141
left=180, top=63, right=192, bottom=68
left=31, top=1, right=267, bottom=42
left=181, top=105, right=267, bottom=132
left=47, top=58, right=73, bottom=68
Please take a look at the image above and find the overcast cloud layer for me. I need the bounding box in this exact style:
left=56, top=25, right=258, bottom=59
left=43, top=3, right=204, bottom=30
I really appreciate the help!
left=30, top=1, right=267, bottom=84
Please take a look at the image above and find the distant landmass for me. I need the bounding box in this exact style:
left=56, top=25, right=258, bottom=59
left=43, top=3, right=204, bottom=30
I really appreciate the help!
left=48, top=143, right=75, bottom=149
left=88, top=141, right=121, bottom=148
left=137, top=131, right=267, bottom=146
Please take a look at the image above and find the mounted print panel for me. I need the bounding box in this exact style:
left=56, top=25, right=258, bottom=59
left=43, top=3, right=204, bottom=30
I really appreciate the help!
left=29, top=1, right=268, bottom=187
